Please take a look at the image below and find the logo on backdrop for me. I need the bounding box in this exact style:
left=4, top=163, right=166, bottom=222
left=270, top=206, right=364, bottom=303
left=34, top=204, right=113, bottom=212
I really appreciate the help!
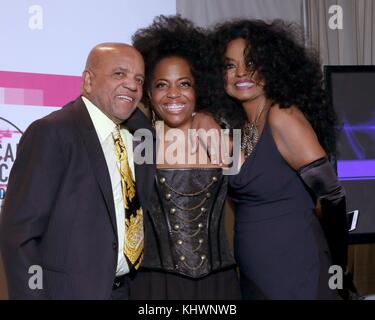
left=0, top=117, right=23, bottom=206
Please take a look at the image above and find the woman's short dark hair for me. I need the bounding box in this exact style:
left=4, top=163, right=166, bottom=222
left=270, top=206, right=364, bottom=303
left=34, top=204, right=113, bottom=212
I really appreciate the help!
left=209, top=19, right=337, bottom=154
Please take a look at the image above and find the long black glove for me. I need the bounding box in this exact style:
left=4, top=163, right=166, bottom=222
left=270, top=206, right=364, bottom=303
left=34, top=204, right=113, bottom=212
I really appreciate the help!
left=298, top=157, right=355, bottom=299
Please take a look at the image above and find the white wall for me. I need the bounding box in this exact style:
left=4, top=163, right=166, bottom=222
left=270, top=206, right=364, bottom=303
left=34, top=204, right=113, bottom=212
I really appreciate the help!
left=0, top=0, right=177, bottom=76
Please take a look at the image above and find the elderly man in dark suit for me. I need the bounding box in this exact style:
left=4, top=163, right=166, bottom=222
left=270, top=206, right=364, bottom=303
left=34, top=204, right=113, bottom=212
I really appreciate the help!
left=0, top=43, right=155, bottom=299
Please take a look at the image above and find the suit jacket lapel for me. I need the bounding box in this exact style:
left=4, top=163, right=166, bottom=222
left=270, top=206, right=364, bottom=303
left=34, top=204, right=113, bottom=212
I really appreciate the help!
left=125, top=108, right=156, bottom=212
left=71, top=100, right=155, bottom=235
left=134, top=161, right=153, bottom=212
left=72, top=97, right=118, bottom=238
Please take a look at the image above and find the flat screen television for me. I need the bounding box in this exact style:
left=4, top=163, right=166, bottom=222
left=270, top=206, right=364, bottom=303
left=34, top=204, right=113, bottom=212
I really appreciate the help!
left=325, top=65, right=375, bottom=244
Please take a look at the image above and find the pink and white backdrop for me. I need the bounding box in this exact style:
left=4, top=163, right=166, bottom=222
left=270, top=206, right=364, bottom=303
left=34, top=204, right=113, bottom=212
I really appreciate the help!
left=0, top=0, right=176, bottom=207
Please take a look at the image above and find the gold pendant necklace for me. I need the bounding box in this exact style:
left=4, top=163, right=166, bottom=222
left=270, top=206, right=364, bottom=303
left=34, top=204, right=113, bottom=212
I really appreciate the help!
left=241, top=103, right=266, bottom=158
left=241, top=121, right=259, bottom=158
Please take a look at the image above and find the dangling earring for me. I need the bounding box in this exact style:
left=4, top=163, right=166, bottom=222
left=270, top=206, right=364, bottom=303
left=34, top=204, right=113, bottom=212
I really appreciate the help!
left=151, top=109, right=157, bottom=128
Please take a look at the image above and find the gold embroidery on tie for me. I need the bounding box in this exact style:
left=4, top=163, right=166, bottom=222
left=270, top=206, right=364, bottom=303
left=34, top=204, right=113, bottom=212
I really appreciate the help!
left=113, top=126, right=143, bottom=269
left=113, top=128, right=135, bottom=208
left=124, top=209, right=144, bottom=268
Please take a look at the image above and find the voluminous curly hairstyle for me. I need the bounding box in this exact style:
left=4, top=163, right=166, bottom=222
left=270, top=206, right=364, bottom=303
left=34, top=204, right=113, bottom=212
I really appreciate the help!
left=208, top=19, right=337, bottom=155
left=132, top=15, right=213, bottom=112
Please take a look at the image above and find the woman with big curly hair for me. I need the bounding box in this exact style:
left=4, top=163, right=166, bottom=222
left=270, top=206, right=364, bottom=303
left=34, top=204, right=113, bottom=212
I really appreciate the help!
left=205, top=19, right=350, bottom=299
left=128, top=15, right=241, bottom=300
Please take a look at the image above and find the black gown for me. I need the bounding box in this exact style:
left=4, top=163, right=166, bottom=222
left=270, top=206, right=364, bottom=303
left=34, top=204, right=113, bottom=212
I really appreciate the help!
left=229, top=121, right=338, bottom=300
left=130, top=168, right=241, bottom=300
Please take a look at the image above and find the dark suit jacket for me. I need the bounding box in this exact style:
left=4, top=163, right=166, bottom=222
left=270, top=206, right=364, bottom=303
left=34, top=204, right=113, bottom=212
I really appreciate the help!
left=0, top=97, right=155, bottom=299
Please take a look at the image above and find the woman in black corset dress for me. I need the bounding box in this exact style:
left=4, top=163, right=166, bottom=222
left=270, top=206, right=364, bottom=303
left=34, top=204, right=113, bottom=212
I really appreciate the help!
left=201, top=20, right=350, bottom=299
left=128, top=16, right=241, bottom=300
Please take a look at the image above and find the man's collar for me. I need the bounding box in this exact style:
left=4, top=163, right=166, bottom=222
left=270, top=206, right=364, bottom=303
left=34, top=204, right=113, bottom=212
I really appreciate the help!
left=82, top=96, right=116, bottom=143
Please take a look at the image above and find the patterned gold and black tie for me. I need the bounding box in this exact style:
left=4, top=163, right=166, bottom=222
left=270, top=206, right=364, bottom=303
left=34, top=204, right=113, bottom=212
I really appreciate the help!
left=112, top=125, right=143, bottom=269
